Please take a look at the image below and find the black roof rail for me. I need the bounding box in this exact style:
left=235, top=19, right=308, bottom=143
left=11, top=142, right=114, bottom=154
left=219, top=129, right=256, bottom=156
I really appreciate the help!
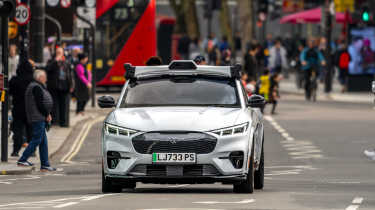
left=230, top=63, right=242, bottom=79
left=124, top=63, right=136, bottom=80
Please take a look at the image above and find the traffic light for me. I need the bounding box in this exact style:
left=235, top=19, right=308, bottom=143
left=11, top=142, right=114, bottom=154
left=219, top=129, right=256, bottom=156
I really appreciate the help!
left=362, top=6, right=370, bottom=22
left=0, top=0, right=16, bottom=17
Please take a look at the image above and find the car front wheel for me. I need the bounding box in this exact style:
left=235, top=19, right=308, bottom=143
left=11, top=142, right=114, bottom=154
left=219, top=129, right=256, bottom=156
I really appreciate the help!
left=254, top=137, right=264, bottom=189
left=233, top=142, right=254, bottom=194
left=102, top=169, right=122, bottom=193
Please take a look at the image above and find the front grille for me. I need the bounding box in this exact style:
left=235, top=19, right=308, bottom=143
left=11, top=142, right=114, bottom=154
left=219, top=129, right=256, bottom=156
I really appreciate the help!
left=132, top=132, right=217, bottom=154
left=128, top=164, right=220, bottom=176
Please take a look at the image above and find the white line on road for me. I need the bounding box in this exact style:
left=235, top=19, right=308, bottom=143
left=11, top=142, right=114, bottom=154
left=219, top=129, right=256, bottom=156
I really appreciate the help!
left=346, top=205, right=359, bottom=210
left=53, top=202, right=78, bottom=208
left=193, top=199, right=255, bottom=204
left=264, top=115, right=324, bottom=160
left=352, top=197, right=364, bottom=204
left=345, top=197, right=364, bottom=210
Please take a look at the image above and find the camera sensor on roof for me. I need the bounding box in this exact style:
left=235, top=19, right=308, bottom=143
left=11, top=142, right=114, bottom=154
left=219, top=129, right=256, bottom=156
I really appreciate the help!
left=168, top=61, right=197, bottom=70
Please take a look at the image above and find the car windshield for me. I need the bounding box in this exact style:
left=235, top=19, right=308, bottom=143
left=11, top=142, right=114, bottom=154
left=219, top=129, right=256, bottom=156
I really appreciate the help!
left=120, top=76, right=240, bottom=108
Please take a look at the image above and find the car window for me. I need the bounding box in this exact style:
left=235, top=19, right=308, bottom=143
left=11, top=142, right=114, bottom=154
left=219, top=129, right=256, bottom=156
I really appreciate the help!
left=120, top=77, right=241, bottom=108
left=239, top=82, right=249, bottom=106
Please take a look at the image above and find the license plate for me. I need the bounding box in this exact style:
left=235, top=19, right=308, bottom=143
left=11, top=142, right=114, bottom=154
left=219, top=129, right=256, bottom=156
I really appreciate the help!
left=152, top=153, right=196, bottom=163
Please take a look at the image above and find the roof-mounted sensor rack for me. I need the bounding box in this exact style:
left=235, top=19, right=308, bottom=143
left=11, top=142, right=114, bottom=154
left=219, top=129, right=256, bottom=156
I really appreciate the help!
left=123, top=60, right=242, bottom=80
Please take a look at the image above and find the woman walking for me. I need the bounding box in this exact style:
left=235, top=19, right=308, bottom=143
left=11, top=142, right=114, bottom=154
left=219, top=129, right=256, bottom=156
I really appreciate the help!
left=74, top=53, right=91, bottom=115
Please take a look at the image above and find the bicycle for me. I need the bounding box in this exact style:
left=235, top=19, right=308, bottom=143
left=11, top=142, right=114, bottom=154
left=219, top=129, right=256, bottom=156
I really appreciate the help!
left=305, top=66, right=318, bottom=102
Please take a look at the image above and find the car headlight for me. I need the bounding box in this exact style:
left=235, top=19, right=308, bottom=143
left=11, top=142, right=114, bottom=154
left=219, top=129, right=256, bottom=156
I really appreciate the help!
left=210, top=122, right=249, bottom=136
left=105, top=123, right=139, bottom=137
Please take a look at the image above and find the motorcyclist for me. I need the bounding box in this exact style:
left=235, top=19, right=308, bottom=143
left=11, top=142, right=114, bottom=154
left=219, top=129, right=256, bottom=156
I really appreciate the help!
left=300, top=37, right=326, bottom=100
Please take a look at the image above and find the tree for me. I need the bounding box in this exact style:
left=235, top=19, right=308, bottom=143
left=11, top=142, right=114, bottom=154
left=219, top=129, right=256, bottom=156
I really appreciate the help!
left=220, top=0, right=234, bottom=49
left=169, top=0, right=187, bottom=34
left=169, top=0, right=200, bottom=39
left=237, top=0, right=254, bottom=55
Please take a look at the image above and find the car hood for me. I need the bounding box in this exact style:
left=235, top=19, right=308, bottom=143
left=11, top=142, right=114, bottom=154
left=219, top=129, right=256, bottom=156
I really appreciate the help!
left=109, top=107, right=245, bottom=132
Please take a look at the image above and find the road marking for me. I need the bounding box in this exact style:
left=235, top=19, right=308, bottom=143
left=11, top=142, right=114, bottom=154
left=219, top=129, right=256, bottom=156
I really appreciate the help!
left=346, top=205, right=359, bottom=210
left=352, top=197, right=364, bottom=204
left=0, top=194, right=114, bottom=209
left=193, top=199, right=255, bottom=204
left=264, top=115, right=324, bottom=160
left=345, top=197, right=364, bottom=210
left=53, top=202, right=78, bottom=208
left=61, top=117, right=105, bottom=163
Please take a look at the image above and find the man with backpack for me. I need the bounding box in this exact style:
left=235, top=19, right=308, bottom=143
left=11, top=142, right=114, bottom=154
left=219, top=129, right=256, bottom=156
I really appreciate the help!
left=335, top=43, right=351, bottom=93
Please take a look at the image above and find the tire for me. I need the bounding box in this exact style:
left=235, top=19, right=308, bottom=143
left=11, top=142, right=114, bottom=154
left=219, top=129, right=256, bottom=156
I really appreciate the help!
left=102, top=169, right=122, bottom=193
left=233, top=142, right=254, bottom=194
left=123, top=181, right=136, bottom=190
left=254, top=138, right=264, bottom=190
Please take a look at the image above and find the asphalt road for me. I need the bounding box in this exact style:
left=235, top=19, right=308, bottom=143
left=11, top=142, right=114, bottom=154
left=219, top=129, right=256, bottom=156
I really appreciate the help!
left=0, top=94, right=374, bottom=210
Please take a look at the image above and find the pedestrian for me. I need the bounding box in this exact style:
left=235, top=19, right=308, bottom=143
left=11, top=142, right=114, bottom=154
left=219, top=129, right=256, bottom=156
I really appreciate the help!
left=43, top=42, right=53, bottom=64
left=259, top=69, right=271, bottom=113
left=177, top=33, right=191, bottom=60
left=268, top=38, right=288, bottom=75
left=146, top=56, right=163, bottom=66
left=74, top=53, right=91, bottom=115
left=17, top=70, right=56, bottom=172
left=46, top=47, right=74, bottom=127
left=9, top=44, right=19, bottom=79
left=335, top=43, right=350, bottom=92
left=193, top=55, right=206, bottom=65
left=244, top=44, right=259, bottom=79
left=246, top=77, right=257, bottom=96
left=219, top=36, right=230, bottom=52
left=207, top=41, right=220, bottom=66
left=221, top=49, right=232, bottom=66
left=300, top=37, right=325, bottom=100
left=189, top=37, right=201, bottom=60
left=269, top=73, right=282, bottom=115
left=9, top=58, right=34, bottom=157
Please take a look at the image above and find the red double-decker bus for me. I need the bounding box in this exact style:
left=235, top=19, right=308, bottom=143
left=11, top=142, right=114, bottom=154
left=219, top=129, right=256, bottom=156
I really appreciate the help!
left=95, top=0, right=156, bottom=86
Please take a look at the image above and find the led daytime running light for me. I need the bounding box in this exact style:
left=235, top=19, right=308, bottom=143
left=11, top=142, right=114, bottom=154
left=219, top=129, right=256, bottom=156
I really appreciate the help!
left=105, top=123, right=138, bottom=137
left=211, top=123, right=249, bottom=136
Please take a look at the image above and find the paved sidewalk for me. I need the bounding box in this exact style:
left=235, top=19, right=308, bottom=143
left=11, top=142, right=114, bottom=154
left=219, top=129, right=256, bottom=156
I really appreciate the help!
left=280, top=74, right=374, bottom=104
left=0, top=99, right=101, bottom=175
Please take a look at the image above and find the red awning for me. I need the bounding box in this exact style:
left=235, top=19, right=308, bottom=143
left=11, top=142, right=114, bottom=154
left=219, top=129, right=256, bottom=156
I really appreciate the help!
left=280, top=7, right=351, bottom=24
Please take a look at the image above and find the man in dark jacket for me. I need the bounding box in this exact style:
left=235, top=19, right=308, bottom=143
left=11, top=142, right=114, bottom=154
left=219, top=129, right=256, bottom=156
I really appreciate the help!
left=17, top=70, right=56, bottom=172
left=9, top=59, right=34, bottom=156
left=46, top=47, right=74, bottom=127
left=244, top=44, right=259, bottom=79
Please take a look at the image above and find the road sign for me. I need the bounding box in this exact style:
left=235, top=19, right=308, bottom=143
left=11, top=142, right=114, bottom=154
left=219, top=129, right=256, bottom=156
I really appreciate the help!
left=77, top=7, right=96, bottom=28
left=46, top=0, right=59, bottom=7
left=14, top=4, right=30, bottom=25
left=334, top=0, right=354, bottom=13
left=60, top=0, right=71, bottom=8
left=8, top=21, right=18, bottom=39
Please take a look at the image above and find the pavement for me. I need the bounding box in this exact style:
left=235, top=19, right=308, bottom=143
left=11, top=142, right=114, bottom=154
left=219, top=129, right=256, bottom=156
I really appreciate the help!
left=280, top=74, right=374, bottom=104
left=0, top=98, right=102, bottom=175
left=0, top=93, right=374, bottom=209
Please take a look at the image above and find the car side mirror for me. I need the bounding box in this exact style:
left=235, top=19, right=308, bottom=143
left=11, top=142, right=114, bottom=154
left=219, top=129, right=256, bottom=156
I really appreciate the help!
left=98, top=95, right=116, bottom=108
left=248, top=95, right=266, bottom=109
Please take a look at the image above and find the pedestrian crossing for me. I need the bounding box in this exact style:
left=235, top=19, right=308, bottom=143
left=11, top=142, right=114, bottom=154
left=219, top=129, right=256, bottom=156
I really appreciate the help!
left=264, top=115, right=324, bottom=160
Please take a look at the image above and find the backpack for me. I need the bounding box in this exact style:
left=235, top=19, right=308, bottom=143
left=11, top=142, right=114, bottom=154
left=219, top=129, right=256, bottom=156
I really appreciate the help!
left=339, top=51, right=350, bottom=69
left=306, top=48, right=318, bottom=65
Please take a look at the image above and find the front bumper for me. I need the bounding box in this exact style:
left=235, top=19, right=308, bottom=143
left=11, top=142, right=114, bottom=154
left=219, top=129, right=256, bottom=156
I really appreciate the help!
left=102, top=131, right=252, bottom=181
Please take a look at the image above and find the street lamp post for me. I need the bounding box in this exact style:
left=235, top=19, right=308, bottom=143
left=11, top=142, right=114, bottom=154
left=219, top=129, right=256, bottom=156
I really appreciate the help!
left=0, top=0, right=16, bottom=162
left=324, top=0, right=333, bottom=94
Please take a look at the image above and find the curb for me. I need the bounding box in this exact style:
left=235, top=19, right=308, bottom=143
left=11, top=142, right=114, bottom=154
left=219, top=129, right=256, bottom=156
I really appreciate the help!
left=48, top=115, right=94, bottom=160
left=1, top=166, right=34, bottom=175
